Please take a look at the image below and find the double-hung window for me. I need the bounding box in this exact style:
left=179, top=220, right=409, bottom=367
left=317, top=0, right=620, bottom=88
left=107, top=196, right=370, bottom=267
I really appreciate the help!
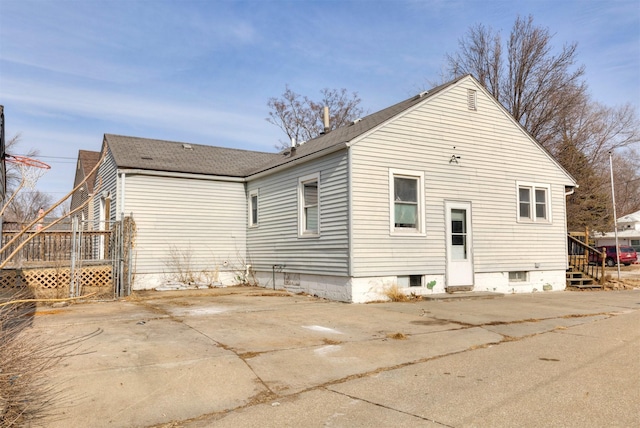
left=517, top=182, right=551, bottom=222
left=389, top=169, right=425, bottom=235
left=299, top=173, right=320, bottom=237
left=248, top=190, right=259, bottom=227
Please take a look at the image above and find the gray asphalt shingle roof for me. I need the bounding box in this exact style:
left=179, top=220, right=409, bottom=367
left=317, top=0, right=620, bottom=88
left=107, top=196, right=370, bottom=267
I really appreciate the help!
left=104, top=76, right=465, bottom=178
left=105, top=134, right=281, bottom=177
left=78, top=150, right=100, bottom=193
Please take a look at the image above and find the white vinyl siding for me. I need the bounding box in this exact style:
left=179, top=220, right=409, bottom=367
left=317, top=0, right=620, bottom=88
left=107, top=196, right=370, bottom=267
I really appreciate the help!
left=92, top=146, right=118, bottom=228
left=349, top=79, right=573, bottom=277
left=246, top=151, right=349, bottom=276
left=124, top=174, right=246, bottom=277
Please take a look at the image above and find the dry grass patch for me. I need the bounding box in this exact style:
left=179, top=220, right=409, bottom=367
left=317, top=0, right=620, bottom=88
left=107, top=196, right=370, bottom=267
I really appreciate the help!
left=383, top=284, right=411, bottom=302
left=1, top=288, right=99, bottom=426
left=387, top=332, right=408, bottom=340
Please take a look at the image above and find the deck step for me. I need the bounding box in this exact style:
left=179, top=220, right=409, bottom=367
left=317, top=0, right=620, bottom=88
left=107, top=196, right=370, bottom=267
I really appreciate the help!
left=566, top=269, right=601, bottom=289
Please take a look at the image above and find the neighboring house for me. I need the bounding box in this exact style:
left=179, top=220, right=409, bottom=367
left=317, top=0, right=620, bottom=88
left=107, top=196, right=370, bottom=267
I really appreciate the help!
left=90, top=75, right=577, bottom=302
left=595, top=210, right=640, bottom=252
left=70, top=150, right=101, bottom=228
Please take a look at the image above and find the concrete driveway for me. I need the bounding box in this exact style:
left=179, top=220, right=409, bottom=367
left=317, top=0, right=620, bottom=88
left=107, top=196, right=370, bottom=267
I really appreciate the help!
left=30, top=287, right=640, bottom=427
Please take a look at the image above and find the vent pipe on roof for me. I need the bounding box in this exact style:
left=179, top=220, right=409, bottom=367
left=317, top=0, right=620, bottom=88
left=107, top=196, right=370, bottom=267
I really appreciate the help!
left=323, top=106, right=330, bottom=133
left=290, top=137, right=297, bottom=157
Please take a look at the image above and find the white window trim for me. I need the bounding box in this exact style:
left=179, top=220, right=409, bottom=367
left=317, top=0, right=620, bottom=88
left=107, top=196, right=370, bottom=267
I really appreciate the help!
left=516, top=181, right=552, bottom=223
left=389, top=168, right=426, bottom=236
left=298, top=172, right=320, bottom=238
left=248, top=189, right=259, bottom=228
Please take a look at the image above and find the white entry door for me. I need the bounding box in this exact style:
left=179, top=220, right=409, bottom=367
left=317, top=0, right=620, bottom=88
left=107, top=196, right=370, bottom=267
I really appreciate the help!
left=445, top=201, right=474, bottom=287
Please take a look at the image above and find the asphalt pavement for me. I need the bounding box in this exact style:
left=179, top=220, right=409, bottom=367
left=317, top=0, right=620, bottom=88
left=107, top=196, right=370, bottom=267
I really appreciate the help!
left=28, top=287, right=640, bottom=428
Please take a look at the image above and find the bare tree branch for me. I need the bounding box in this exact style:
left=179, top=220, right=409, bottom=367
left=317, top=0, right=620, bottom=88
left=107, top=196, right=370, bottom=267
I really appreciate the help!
left=267, top=86, right=365, bottom=149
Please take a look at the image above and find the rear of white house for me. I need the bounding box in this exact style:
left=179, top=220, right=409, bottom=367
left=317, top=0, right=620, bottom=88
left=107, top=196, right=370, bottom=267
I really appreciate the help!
left=90, top=75, right=576, bottom=302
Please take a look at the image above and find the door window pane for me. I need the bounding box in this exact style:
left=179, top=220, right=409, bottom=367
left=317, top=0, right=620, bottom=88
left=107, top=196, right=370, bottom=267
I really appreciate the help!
left=451, top=209, right=467, bottom=260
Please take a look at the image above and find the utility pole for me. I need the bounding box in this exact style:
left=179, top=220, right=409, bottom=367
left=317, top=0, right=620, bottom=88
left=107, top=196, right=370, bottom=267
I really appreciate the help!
left=0, top=105, right=5, bottom=249
left=608, top=151, right=621, bottom=280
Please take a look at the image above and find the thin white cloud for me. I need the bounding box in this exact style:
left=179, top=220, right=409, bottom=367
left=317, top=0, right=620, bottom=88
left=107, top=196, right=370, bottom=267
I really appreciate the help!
left=1, top=77, right=279, bottom=149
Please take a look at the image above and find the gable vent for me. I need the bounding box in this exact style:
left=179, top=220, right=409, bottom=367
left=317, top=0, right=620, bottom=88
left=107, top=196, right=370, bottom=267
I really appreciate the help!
left=467, top=89, right=477, bottom=111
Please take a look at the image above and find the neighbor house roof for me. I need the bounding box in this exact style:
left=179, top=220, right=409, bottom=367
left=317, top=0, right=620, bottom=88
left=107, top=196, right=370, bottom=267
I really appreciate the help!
left=619, top=210, right=640, bottom=224
left=104, top=134, right=281, bottom=178
left=78, top=150, right=101, bottom=193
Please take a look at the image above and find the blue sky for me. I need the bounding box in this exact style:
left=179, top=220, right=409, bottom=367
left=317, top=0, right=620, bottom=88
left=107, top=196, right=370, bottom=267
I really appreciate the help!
left=1, top=0, right=639, bottom=199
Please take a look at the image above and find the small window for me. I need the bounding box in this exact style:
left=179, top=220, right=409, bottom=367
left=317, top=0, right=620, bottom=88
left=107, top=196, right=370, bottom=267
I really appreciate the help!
left=409, top=275, right=422, bottom=287
left=517, top=183, right=550, bottom=222
left=398, top=275, right=424, bottom=288
left=299, top=173, right=320, bottom=237
left=249, top=190, right=258, bottom=227
left=467, top=89, right=477, bottom=110
left=389, top=169, right=425, bottom=235
left=509, top=271, right=528, bottom=282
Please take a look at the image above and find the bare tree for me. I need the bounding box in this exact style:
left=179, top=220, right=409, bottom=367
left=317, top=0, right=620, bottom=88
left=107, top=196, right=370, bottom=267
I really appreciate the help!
left=267, top=86, right=365, bottom=149
left=446, top=15, right=586, bottom=149
left=446, top=15, right=640, bottom=229
left=553, top=93, right=640, bottom=225
left=3, top=190, right=54, bottom=229
left=612, top=148, right=640, bottom=217
left=4, top=134, right=38, bottom=190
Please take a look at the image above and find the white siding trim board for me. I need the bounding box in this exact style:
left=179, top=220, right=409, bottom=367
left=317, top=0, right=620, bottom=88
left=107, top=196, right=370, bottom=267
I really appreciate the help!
left=119, top=168, right=245, bottom=183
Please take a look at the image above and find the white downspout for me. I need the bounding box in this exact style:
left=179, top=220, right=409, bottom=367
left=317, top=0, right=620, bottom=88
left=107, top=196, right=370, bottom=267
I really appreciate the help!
left=347, top=147, right=353, bottom=278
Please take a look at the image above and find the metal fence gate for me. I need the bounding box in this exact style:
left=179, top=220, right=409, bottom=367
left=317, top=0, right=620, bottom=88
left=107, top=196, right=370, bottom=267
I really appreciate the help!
left=69, top=216, right=135, bottom=298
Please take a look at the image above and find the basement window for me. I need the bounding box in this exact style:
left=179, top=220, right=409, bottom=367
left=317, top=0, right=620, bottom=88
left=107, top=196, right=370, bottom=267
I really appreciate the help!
left=397, top=275, right=423, bottom=287
left=509, top=271, right=528, bottom=282
left=410, top=275, right=422, bottom=287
